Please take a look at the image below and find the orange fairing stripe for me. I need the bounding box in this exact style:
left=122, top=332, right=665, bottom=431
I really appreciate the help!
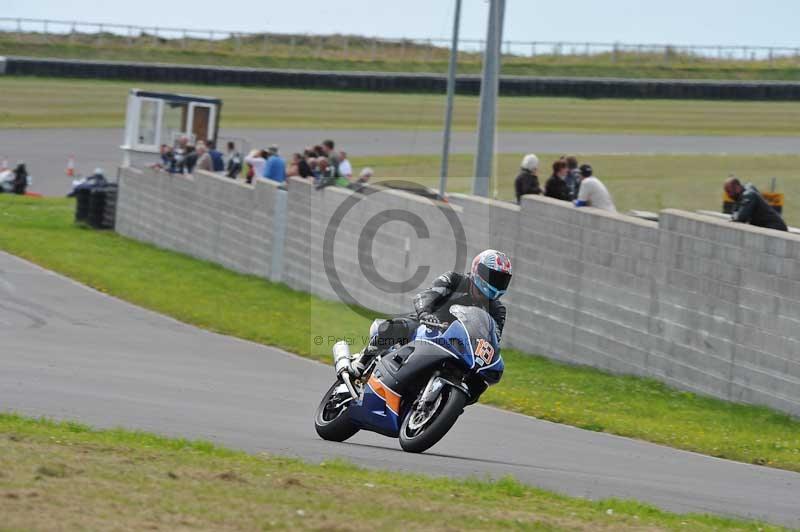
left=367, top=375, right=402, bottom=415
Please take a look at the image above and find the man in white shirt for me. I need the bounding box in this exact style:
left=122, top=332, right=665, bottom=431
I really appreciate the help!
left=574, top=164, right=616, bottom=212
left=338, top=151, right=353, bottom=180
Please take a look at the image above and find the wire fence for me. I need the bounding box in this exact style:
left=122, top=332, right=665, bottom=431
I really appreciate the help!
left=2, top=17, right=800, bottom=64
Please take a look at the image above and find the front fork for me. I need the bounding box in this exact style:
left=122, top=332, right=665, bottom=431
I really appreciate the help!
left=419, top=372, right=470, bottom=406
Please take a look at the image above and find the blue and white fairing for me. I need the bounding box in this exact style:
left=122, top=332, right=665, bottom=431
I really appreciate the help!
left=412, top=305, right=504, bottom=385
left=348, top=305, right=504, bottom=437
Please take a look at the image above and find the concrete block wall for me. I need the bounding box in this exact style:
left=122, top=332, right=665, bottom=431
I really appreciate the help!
left=656, top=210, right=800, bottom=414
left=116, top=169, right=800, bottom=416
left=117, top=167, right=280, bottom=279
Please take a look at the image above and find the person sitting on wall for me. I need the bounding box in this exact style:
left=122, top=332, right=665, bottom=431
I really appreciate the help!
left=723, top=177, right=787, bottom=231
left=574, top=164, right=616, bottom=212
left=514, top=153, right=542, bottom=204
left=545, top=160, right=571, bottom=202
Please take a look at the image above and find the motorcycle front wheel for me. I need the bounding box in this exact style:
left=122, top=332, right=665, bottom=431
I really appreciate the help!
left=399, top=385, right=467, bottom=453
left=314, top=381, right=359, bottom=442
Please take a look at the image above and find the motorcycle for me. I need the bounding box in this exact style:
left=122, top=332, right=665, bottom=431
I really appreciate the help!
left=314, top=305, right=504, bottom=453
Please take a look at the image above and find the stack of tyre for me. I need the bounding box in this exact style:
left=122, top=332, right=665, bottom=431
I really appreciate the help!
left=88, top=184, right=118, bottom=229
left=74, top=184, right=118, bottom=229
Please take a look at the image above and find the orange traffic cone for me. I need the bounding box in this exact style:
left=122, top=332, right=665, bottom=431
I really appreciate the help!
left=66, top=155, right=75, bottom=178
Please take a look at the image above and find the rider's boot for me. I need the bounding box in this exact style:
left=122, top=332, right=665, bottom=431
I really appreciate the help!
left=350, top=342, right=380, bottom=378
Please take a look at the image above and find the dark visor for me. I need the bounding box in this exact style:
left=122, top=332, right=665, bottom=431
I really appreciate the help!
left=477, top=263, right=511, bottom=291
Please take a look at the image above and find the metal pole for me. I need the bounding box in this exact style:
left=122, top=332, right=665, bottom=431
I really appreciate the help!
left=472, top=0, right=505, bottom=197
left=439, top=0, right=462, bottom=197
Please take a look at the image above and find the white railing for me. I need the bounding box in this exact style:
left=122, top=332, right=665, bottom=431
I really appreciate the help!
left=2, top=17, right=800, bottom=63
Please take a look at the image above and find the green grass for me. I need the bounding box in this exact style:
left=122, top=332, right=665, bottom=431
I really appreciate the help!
left=3, top=75, right=800, bottom=136
left=4, top=32, right=800, bottom=80
left=0, top=414, right=780, bottom=531
left=2, top=195, right=800, bottom=476
left=355, top=153, right=800, bottom=226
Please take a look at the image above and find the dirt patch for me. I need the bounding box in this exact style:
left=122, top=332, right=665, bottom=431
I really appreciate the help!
left=216, top=471, right=247, bottom=483
left=36, top=463, right=77, bottom=478
left=3, top=490, right=39, bottom=500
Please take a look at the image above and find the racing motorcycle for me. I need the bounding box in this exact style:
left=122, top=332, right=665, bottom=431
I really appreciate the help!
left=314, top=305, right=504, bottom=453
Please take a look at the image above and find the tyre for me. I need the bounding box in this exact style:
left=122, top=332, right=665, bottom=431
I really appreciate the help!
left=399, top=385, right=467, bottom=453
left=314, top=381, right=359, bottom=442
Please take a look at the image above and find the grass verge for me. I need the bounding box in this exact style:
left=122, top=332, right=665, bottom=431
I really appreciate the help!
left=356, top=153, right=800, bottom=227
left=2, top=76, right=800, bottom=136
left=1, top=195, right=800, bottom=474
left=0, top=413, right=784, bottom=531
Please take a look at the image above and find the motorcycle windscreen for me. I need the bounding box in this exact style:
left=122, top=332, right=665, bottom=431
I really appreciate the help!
left=448, top=305, right=502, bottom=375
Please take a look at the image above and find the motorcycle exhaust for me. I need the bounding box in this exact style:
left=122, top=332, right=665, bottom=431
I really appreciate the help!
left=332, top=341, right=352, bottom=375
left=332, top=341, right=358, bottom=399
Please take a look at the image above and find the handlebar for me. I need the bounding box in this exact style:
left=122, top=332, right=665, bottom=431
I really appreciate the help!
left=420, top=319, right=450, bottom=330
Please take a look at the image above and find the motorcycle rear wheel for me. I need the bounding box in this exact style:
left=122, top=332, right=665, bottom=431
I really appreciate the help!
left=314, top=381, right=359, bottom=442
left=399, top=386, right=467, bottom=453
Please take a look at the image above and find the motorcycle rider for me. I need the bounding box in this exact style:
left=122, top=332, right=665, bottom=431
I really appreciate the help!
left=350, top=249, right=512, bottom=377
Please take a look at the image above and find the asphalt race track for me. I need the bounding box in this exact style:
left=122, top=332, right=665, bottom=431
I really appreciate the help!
left=1, top=251, right=799, bottom=526
left=3, top=128, right=799, bottom=196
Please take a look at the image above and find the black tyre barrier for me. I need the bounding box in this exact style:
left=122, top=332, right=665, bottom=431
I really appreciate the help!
left=85, top=184, right=118, bottom=230
left=6, top=56, right=800, bottom=101
left=74, top=188, right=91, bottom=223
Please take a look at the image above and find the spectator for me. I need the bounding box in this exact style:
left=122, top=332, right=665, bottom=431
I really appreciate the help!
left=348, top=167, right=373, bottom=192
left=723, top=177, right=787, bottom=231
left=338, top=150, right=353, bottom=180
left=575, top=164, right=616, bottom=212
left=564, top=155, right=580, bottom=200
left=545, top=160, right=571, bottom=201
left=291, top=152, right=313, bottom=179
left=357, top=167, right=373, bottom=184
left=263, top=145, right=286, bottom=183
left=514, top=153, right=542, bottom=204
left=194, top=141, right=213, bottom=172
left=244, top=149, right=268, bottom=183
left=207, top=140, right=225, bottom=172
left=226, top=141, right=242, bottom=179
left=309, top=157, right=325, bottom=180
left=322, top=139, right=340, bottom=178
left=287, top=154, right=300, bottom=177
left=153, top=144, right=175, bottom=172
left=173, top=135, right=190, bottom=173
left=315, top=159, right=339, bottom=189
left=10, top=162, right=28, bottom=195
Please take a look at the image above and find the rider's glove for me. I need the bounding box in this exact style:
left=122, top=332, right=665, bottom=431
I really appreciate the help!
left=419, top=312, right=440, bottom=324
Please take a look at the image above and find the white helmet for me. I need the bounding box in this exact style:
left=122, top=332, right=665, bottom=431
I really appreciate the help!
left=521, top=153, right=539, bottom=173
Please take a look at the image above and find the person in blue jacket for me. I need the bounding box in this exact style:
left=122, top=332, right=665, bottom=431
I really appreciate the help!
left=263, top=145, right=286, bottom=183
left=207, top=141, right=225, bottom=172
